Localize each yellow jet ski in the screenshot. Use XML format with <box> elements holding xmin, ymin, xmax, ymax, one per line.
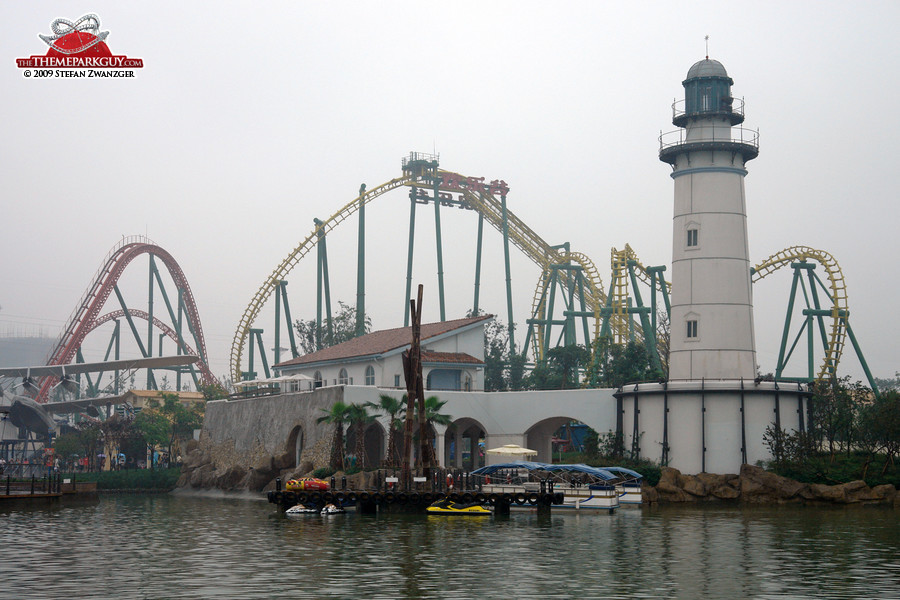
<box><xmin>426</xmin><ymin>497</ymin><xmax>492</xmax><ymax>515</ymax></box>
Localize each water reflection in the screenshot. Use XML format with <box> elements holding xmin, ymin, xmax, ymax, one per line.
<box><xmin>1</xmin><ymin>496</ymin><xmax>898</xmax><ymax>599</ymax></box>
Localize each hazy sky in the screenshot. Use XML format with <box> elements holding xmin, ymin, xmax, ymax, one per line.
<box><xmin>1</xmin><ymin>1</ymin><xmax>898</xmax><ymax>385</ymax></box>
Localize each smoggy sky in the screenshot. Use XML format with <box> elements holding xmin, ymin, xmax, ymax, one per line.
<box><xmin>1</xmin><ymin>1</ymin><xmax>898</xmax><ymax>385</ymax></box>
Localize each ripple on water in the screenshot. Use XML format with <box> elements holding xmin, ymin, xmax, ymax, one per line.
<box><xmin>2</xmin><ymin>497</ymin><xmax>900</xmax><ymax>599</ymax></box>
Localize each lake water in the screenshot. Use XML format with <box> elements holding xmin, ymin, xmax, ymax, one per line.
<box><xmin>2</xmin><ymin>493</ymin><xmax>899</xmax><ymax>599</ymax></box>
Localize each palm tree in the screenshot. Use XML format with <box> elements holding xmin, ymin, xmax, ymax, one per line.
<box><xmin>346</xmin><ymin>403</ymin><xmax>374</xmax><ymax>469</ymax></box>
<box><xmin>366</xmin><ymin>394</ymin><xmax>405</xmax><ymax>467</ymax></box>
<box><xmin>415</xmin><ymin>396</ymin><xmax>452</xmax><ymax>467</ymax></box>
<box><xmin>317</xmin><ymin>401</ymin><xmax>350</xmax><ymax>471</ymax></box>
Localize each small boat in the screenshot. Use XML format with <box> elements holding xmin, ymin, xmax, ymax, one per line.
<box><xmin>320</xmin><ymin>503</ymin><xmax>346</xmax><ymax>515</ymax></box>
<box><xmin>472</xmin><ymin>461</ymin><xmax>644</xmax><ymax>512</ymax></box>
<box><xmin>285</xmin><ymin>504</ymin><xmax>318</xmax><ymax>515</ymax></box>
<box><xmin>426</xmin><ymin>497</ymin><xmax>492</xmax><ymax>516</ymax></box>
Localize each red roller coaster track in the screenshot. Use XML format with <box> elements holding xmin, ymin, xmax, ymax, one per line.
<box><xmin>36</xmin><ymin>236</ymin><xmax>214</xmax><ymax>401</ymax></box>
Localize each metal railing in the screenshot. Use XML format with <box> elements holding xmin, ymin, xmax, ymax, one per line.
<box><xmin>671</xmin><ymin>97</ymin><xmax>744</xmax><ymax>121</ymax></box>
<box><xmin>659</xmin><ymin>126</ymin><xmax>759</xmax><ymax>152</ymax></box>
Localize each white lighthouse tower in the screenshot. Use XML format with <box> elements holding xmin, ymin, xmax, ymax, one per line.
<box><xmin>616</xmin><ymin>57</ymin><xmax>808</xmax><ymax>475</ymax></box>
<box><xmin>659</xmin><ymin>58</ymin><xmax>759</xmax><ymax>380</ymax></box>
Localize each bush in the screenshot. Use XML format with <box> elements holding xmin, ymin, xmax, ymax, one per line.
<box><xmin>69</xmin><ymin>467</ymin><xmax>181</xmax><ymax>490</ymax></box>
<box><xmin>312</xmin><ymin>467</ymin><xmax>335</xmax><ymax>479</ymax></box>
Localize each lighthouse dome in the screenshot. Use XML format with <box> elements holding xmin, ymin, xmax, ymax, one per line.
<box><xmin>686</xmin><ymin>58</ymin><xmax>729</xmax><ymax>80</ymax></box>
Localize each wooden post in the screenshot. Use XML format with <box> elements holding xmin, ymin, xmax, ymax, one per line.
<box><xmin>401</xmin><ymin>285</ymin><xmax>424</xmax><ymax>490</ymax></box>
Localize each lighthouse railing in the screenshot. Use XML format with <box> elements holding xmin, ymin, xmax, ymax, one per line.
<box><xmin>659</xmin><ymin>126</ymin><xmax>759</xmax><ymax>152</ymax></box>
<box><xmin>671</xmin><ymin>97</ymin><xmax>744</xmax><ymax>121</ymax></box>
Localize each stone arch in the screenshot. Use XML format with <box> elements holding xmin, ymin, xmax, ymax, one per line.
<box><xmin>444</xmin><ymin>417</ymin><xmax>487</xmax><ymax>470</ymax></box>
<box><xmin>525</xmin><ymin>416</ymin><xmax>582</xmax><ymax>463</ymax></box>
<box><xmin>285</xmin><ymin>424</ymin><xmax>304</xmax><ymax>468</ymax></box>
<box><xmin>346</xmin><ymin>421</ymin><xmax>385</xmax><ymax>469</ymax></box>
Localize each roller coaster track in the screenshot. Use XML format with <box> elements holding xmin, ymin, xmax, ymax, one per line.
<box><xmin>230</xmin><ymin>169</ymin><xmax>608</xmax><ymax>381</ymax></box>
<box><xmin>38</xmin><ymin>236</ymin><xmax>213</xmax><ymax>401</ymax></box>
<box><xmin>89</xmin><ymin>309</ymin><xmax>214</xmax><ymax>383</ymax></box>
<box><xmin>752</xmin><ymin>246</ymin><xmax>848</xmax><ymax>380</ymax></box>
<box><xmin>528</xmin><ymin>251</ymin><xmax>606</xmax><ymax>359</ymax></box>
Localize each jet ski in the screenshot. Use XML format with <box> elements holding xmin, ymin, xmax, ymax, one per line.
<box><xmin>320</xmin><ymin>503</ymin><xmax>346</xmax><ymax>515</ymax></box>
<box><xmin>425</xmin><ymin>497</ymin><xmax>492</xmax><ymax>515</ymax></box>
<box><xmin>285</xmin><ymin>504</ymin><xmax>319</xmax><ymax>515</ymax></box>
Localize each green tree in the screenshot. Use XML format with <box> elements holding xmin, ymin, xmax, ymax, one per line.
<box><xmin>809</xmin><ymin>377</ymin><xmax>862</xmax><ymax>459</ymax></box>
<box><xmin>468</xmin><ymin>309</ymin><xmax>524</xmax><ymax>391</ymax></box>
<box><xmin>317</xmin><ymin>401</ymin><xmax>350</xmax><ymax>471</ymax></box>
<box><xmin>293</xmin><ymin>301</ymin><xmax>371</xmax><ymax>355</ymax></box>
<box><xmin>527</xmin><ymin>344</ymin><xmax>591</xmax><ymax>390</ymax></box>
<box><xmin>366</xmin><ymin>394</ymin><xmax>405</xmax><ymax>467</ymax></box>
<box><xmin>589</xmin><ymin>338</ymin><xmax>657</xmax><ymax>388</ymax></box>
<box><xmin>144</xmin><ymin>392</ymin><xmax>205</xmax><ymax>461</ymax></box>
<box><xmin>198</xmin><ymin>381</ymin><xmax>229</xmax><ymax>402</ymax></box>
<box><xmin>414</xmin><ymin>396</ymin><xmax>452</xmax><ymax>467</ymax></box>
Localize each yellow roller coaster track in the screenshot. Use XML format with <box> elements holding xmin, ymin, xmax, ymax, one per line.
<box><xmin>230</xmin><ymin>168</ymin><xmax>608</xmax><ymax>382</ymax></box>
<box><xmin>752</xmin><ymin>246</ymin><xmax>848</xmax><ymax>380</ymax></box>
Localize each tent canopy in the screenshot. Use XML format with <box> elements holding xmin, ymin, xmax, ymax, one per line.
<box><xmin>471</xmin><ymin>461</ymin><xmax>642</xmax><ymax>482</ymax></box>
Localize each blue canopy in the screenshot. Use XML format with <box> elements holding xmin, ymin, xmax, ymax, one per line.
<box><xmin>470</xmin><ymin>461</ymin><xmax>620</xmax><ymax>481</ymax></box>
<box><xmin>602</xmin><ymin>466</ymin><xmax>643</xmax><ymax>480</ymax></box>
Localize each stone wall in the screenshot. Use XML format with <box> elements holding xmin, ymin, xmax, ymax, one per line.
<box><xmin>644</xmin><ymin>464</ymin><xmax>899</xmax><ymax>507</ymax></box>
<box><xmin>177</xmin><ymin>387</ymin><xmax>346</xmax><ymax>492</ymax></box>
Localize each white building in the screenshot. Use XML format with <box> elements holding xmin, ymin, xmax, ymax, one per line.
<box><xmin>619</xmin><ymin>57</ymin><xmax>808</xmax><ymax>474</ymax></box>
<box><xmin>273</xmin><ymin>315</ymin><xmax>489</xmax><ymax>392</ymax></box>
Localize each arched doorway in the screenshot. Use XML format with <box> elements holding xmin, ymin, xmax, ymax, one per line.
<box><xmin>525</xmin><ymin>417</ymin><xmax>587</xmax><ymax>463</ymax></box>
<box><xmin>444</xmin><ymin>418</ymin><xmax>486</xmax><ymax>470</ymax></box>
<box><xmin>286</xmin><ymin>425</ymin><xmax>304</xmax><ymax>467</ymax></box>
<box><xmin>346</xmin><ymin>422</ymin><xmax>385</xmax><ymax>469</ymax></box>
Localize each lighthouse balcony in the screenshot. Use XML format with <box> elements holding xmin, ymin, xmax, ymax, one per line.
<box><xmin>672</xmin><ymin>98</ymin><xmax>745</xmax><ymax>127</ymax></box>
<box><xmin>659</xmin><ymin>127</ymin><xmax>759</xmax><ymax>165</ymax></box>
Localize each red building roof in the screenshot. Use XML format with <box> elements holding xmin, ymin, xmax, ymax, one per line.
<box><xmin>274</xmin><ymin>315</ymin><xmax>491</xmax><ymax>368</ymax></box>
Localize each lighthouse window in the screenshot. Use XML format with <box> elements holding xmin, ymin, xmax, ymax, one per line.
<box><xmin>701</xmin><ymin>86</ymin><xmax>712</xmax><ymax>112</ymax></box>
<box><xmin>687</xmin><ymin>320</ymin><xmax>698</xmax><ymax>338</ymax></box>
<box><xmin>687</xmin><ymin>229</ymin><xmax>699</xmax><ymax>247</ymax></box>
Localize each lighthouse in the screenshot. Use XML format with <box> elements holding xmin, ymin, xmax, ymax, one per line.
<box><xmin>659</xmin><ymin>58</ymin><xmax>760</xmax><ymax>381</ymax></box>
<box><xmin>616</xmin><ymin>57</ymin><xmax>807</xmax><ymax>475</ymax></box>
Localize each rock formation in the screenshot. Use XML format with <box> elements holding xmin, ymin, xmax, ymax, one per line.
<box><xmin>644</xmin><ymin>465</ymin><xmax>898</xmax><ymax>507</ymax></box>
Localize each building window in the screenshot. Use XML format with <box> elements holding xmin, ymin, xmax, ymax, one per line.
<box><xmin>686</xmin><ymin>320</ymin><xmax>698</xmax><ymax>339</ymax></box>
<box><xmin>339</xmin><ymin>368</ymin><xmax>349</xmax><ymax>385</ymax></box>
<box><xmin>687</xmin><ymin>229</ymin><xmax>698</xmax><ymax>247</ymax></box>
<box><xmin>365</xmin><ymin>366</ymin><xmax>375</xmax><ymax>386</ymax></box>
<box><xmin>394</xmin><ymin>374</ymin><xmax>401</xmax><ymax>387</ymax></box>
<box><xmin>313</xmin><ymin>371</ymin><xmax>323</xmax><ymax>388</ymax></box>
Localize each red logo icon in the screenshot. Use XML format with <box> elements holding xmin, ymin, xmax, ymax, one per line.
<box><xmin>17</xmin><ymin>14</ymin><xmax>143</xmax><ymax>70</ymax></box>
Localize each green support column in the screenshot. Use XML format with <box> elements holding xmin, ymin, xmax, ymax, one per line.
<box><xmin>113</xmin><ymin>320</ymin><xmax>120</xmax><ymax>395</ymax></box>
<box><xmin>807</xmin><ymin>314</ymin><xmax>814</xmax><ymax>381</ymax></box>
<box><xmin>543</xmin><ymin>268</ymin><xmax>559</xmax><ymax>358</ymax></box>
<box><xmin>404</xmin><ymin>188</ymin><xmax>418</xmax><ymax>327</ymax></box>
<box><xmin>501</xmin><ymin>194</ymin><xmax>516</xmax><ymax>355</ymax></box>
<box><xmin>775</xmin><ymin>268</ymin><xmax>802</xmax><ymax>379</ymax></box>
<box><xmin>472</xmin><ymin>212</ymin><xmax>484</xmax><ymax>315</ymax></box>
<box><xmin>627</xmin><ymin>261</ymin><xmax>662</xmax><ymax>373</ymax></box>
<box><xmin>274</xmin><ymin>281</ymin><xmax>282</xmax><ymax>366</ymax></box>
<box><xmin>280</xmin><ymin>282</ymin><xmax>298</xmax><ymax>358</ymax></box>
<box><xmin>176</xmin><ymin>289</ymin><xmax>183</xmax><ymax>391</ymax></box>
<box><xmin>147</xmin><ymin>255</ymin><xmax>155</xmax><ymax>389</ymax></box>
<box><xmin>356</xmin><ymin>184</ymin><xmax>367</xmax><ymax>336</ymax></box>
<box><xmin>314</xmin><ymin>218</ymin><xmax>333</xmax><ymax>350</ymax></box>
<box><xmin>433</xmin><ymin>177</ymin><xmax>446</xmax><ymax>321</ymax></box>
<box><xmin>564</xmin><ymin>267</ymin><xmax>576</xmax><ymax>347</ymax></box>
